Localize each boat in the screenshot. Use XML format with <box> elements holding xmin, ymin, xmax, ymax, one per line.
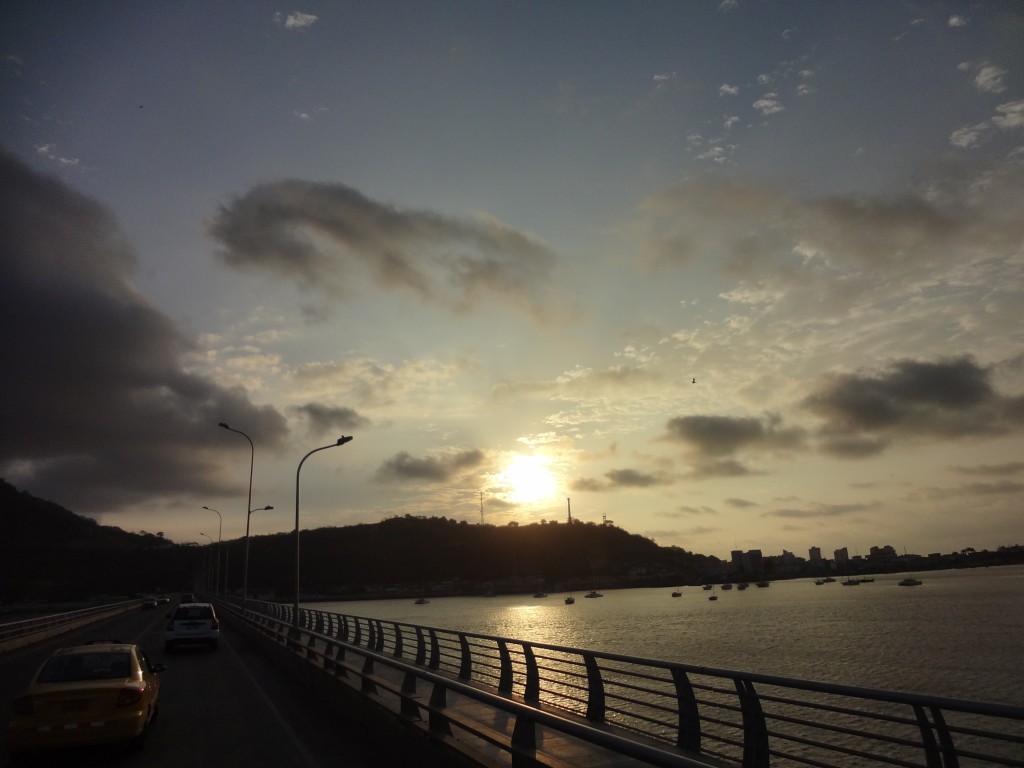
<box><xmin>564</xmin><ymin>594</ymin><xmax>575</xmax><ymax>604</ymax></box>
<box><xmin>721</xmin><ymin>583</ymin><xmax>733</xmax><ymax>591</ymax></box>
<box><xmin>671</xmin><ymin>588</ymin><xmax>682</xmax><ymax>597</ymax></box>
<box><xmin>584</xmin><ymin>590</ymin><xmax>603</xmax><ymax>598</ymax></box>
<box><xmin>533</xmin><ymin>591</ymin><xmax>548</xmax><ymax>598</ymax></box>
<box><xmin>702</xmin><ymin>584</ymin><xmax>713</xmax><ymax>591</ymax></box>
<box><xmin>707</xmin><ymin>587</ymin><xmax>718</xmax><ymax>601</ymax></box>
<box><xmin>898</xmin><ymin>576</ymin><xmax>922</xmax><ymax>587</ymax></box>
<box><xmin>814</xmin><ymin>578</ymin><xmax>825</xmax><ymax>585</ymax></box>
<box><xmin>756</xmin><ymin>581</ymin><xmax>770</xmax><ymax>588</ymax></box>
<box><xmin>737</xmin><ymin>582</ymin><xmax>748</xmax><ymax>590</ymax></box>
<box><xmin>860</xmin><ymin>576</ymin><xmax>874</xmax><ymax>583</ymax></box>
<box><xmin>822</xmin><ymin>576</ymin><xmax>836</xmax><ymax>583</ymax></box>
<box><xmin>414</xmin><ymin>597</ymin><xmax>430</xmax><ymax>604</ymax></box>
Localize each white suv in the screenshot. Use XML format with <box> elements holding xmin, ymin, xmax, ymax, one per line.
<box><xmin>165</xmin><ymin>603</ymin><xmax>220</xmax><ymax>652</ymax></box>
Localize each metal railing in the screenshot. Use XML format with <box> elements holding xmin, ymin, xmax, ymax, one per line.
<box><xmin>0</xmin><ymin>599</ymin><xmax>142</xmax><ymax>653</ymax></box>
<box><xmin>234</xmin><ymin>600</ymin><xmax>1024</xmax><ymax>768</ymax></box>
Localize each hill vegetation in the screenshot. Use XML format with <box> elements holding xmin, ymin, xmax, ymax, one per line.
<box><xmin>1</xmin><ymin>480</ymin><xmax>717</xmax><ymax>602</ymax></box>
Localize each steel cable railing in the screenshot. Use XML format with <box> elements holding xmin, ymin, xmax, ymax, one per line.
<box><xmin>231</xmin><ymin>599</ymin><xmax>1024</xmax><ymax>768</ymax></box>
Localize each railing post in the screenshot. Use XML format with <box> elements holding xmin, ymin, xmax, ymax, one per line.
<box><xmin>338</xmin><ymin>615</ymin><xmax>349</xmax><ymax>642</ymax></box>
<box><xmin>735</xmin><ymin>678</ymin><xmax>769</xmax><ymax>768</ymax></box>
<box><xmin>353</xmin><ymin>617</ymin><xmax>362</xmax><ymax>647</ymax></box>
<box><xmin>583</xmin><ymin>652</ymin><xmax>605</xmax><ymax>721</ymax></box>
<box><xmin>459</xmin><ymin>633</ymin><xmax>472</xmax><ymax>680</ymax></box>
<box><xmin>415</xmin><ymin>626</ymin><xmax>427</xmax><ymax>665</ymax></box>
<box><xmin>392</xmin><ymin>622</ymin><xmax>403</xmax><ymax>658</ymax></box>
<box><xmin>511</xmin><ymin>713</ymin><xmax>538</xmax><ymax>767</ymax></box>
<box><xmin>367</xmin><ymin>619</ymin><xmax>376</xmax><ymax>650</ymax></box>
<box><xmin>428</xmin><ymin>628</ymin><xmax>441</xmax><ymax>669</ymax></box>
<box><xmin>361</xmin><ymin>654</ymin><xmax>377</xmax><ymax>695</ymax></box>
<box><xmin>400</xmin><ymin>671</ymin><xmax>420</xmax><ymax>719</ymax></box>
<box><xmin>373</xmin><ymin>619</ymin><xmax>385</xmax><ymax>652</ymax></box>
<box><xmin>498</xmin><ymin>640</ymin><xmax>513</xmax><ymax>694</ymax></box>
<box><xmin>672</xmin><ymin>667</ymin><xmax>702</xmax><ymax>752</ymax></box>
<box><xmin>428</xmin><ymin>682</ymin><xmax>452</xmax><ymax>736</ymax></box>
<box><xmin>523</xmin><ymin>644</ymin><xmax>540</xmax><ymax>702</ymax></box>
<box><xmin>913</xmin><ymin>704</ymin><xmax>954</xmax><ymax>768</ymax></box>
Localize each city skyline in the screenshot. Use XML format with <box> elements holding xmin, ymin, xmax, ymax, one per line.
<box><xmin>2</xmin><ymin>1</ymin><xmax>1023</xmax><ymax>560</ymax></box>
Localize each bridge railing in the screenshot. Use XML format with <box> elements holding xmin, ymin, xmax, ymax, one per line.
<box><xmin>237</xmin><ymin>599</ymin><xmax>1024</xmax><ymax>768</ymax></box>
<box><xmin>0</xmin><ymin>600</ymin><xmax>141</xmax><ymax>653</ymax></box>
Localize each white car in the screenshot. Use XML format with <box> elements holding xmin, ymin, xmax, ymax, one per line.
<box><xmin>164</xmin><ymin>603</ymin><xmax>219</xmax><ymax>652</ymax></box>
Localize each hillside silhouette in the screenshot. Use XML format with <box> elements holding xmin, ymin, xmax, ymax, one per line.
<box><xmin>1</xmin><ymin>480</ymin><xmax>719</xmax><ymax>602</ymax></box>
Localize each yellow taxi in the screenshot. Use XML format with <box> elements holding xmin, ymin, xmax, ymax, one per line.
<box><xmin>7</xmin><ymin>641</ymin><xmax>164</xmax><ymax>755</ymax></box>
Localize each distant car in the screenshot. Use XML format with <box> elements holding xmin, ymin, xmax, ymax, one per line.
<box><xmin>140</xmin><ymin>596</ymin><xmax>158</xmax><ymax>610</ymax></box>
<box><xmin>165</xmin><ymin>602</ymin><xmax>219</xmax><ymax>651</ymax></box>
<box><xmin>155</xmin><ymin>594</ymin><xmax>170</xmax><ymax>605</ymax></box>
<box><xmin>6</xmin><ymin>642</ymin><xmax>164</xmax><ymax>756</ymax></box>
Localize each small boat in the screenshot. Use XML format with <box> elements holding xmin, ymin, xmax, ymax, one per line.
<box><xmin>721</xmin><ymin>583</ymin><xmax>733</xmax><ymax>591</ymax></box>
<box><xmin>564</xmin><ymin>594</ymin><xmax>575</xmax><ymax>604</ymax></box>
<box><xmin>898</xmin><ymin>576</ymin><xmax>922</xmax><ymax>587</ymax></box>
<box><xmin>533</xmin><ymin>591</ymin><xmax>548</xmax><ymax>598</ymax></box>
<box><xmin>702</xmin><ymin>584</ymin><xmax>713</xmax><ymax>591</ymax></box>
<box><xmin>414</xmin><ymin>597</ymin><xmax>430</xmax><ymax>604</ymax></box>
<box><xmin>842</xmin><ymin>577</ymin><xmax>860</xmax><ymax>586</ymax></box>
<box><xmin>737</xmin><ymin>582</ymin><xmax>748</xmax><ymax>590</ymax></box>
<box><xmin>584</xmin><ymin>590</ymin><xmax>603</xmax><ymax>598</ymax></box>
<box><xmin>756</xmin><ymin>581</ymin><xmax>770</xmax><ymax>588</ymax></box>
<box><xmin>814</xmin><ymin>578</ymin><xmax>825</xmax><ymax>585</ymax></box>
<box><xmin>860</xmin><ymin>577</ymin><xmax>874</xmax><ymax>583</ymax></box>
<box><xmin>822</xmin><ymin>576</ymin><xmax>836</xmax><ymax>583</ymax></box>
<box><xmin>671</xmin><ymin>589</ymin><xmax>682</xmax><ymax>597</ymax></box>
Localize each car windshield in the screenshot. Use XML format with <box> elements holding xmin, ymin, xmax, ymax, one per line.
<box><xmin>38</xmin><ymin>651</ymin><xmax>132</xmax><ymax>682</ymax></box>
<box><xmin>173</xmin><ymin>606</ymin><xmax>212</xmax><ymax>620</ymax></box>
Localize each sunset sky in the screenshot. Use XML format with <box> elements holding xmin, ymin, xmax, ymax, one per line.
<box><xmin>2</xmin><ymin>1</ymin><xmax>1023</xmax><ymax>561</ymax></box>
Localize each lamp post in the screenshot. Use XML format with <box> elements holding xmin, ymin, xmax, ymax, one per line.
<box><xmin>199</xmin><ymin>532</ymin><xmax>213</xmax><ymax>594</ymax></box>
<box><xmin>218</xmin><ymin>423</ymin><xmax>254</xmax><ymax>607</ymax></box>
<box><xmin>244</xmin><ymin>505</ymin><xmax>273</xmax><ymax>601</ymax></box>
<box><xmin>202</xmin><ymin>506</ymin><xmax>222</xmax><ymax>597</ymax></box>
<box><xmin>293</xmin><ymin>436</ymin><xmax>353</xmax><ymax>633</ymax></box>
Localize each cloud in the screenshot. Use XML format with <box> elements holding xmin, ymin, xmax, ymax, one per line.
<box><xmin>803</xmin><ymin>357</ymin><xmax>1024</xmax><ymax>453</ymax></box>
<box><xmin>292</xmin><ymin>403</ymin><xmax>370</xmax><ymax>436</ymax></box>
<box><xmin>375</xmin><ymin>449</ymin><xmax>485</xmax><ymax>483</ymax></box>
<box><xmin>35</xmin><ymin>143</ymin><xmax>79</xmax><ymax>166</ymax></box>
<box><xmin>974</xmin><ymin>64</ymin><xmax>1008</xmax><ymax>94</ymax></box>
<box><xmin>719</xmin><ymin>84</ymin><xmax>739</xmax><ymax>97</ymax></box>
<box><xmin>274</xmin><ymin>11</ymin><xmax>318</xmax><ymax>30</ymax></box>
<box><xmin>950</xmin><ymin>462</ymin><xmax>1024</xmax><ymax>477</ymax></box>
<box><xmin>207</xmin><ymin>180</ymin><xmax>557</xmax><ymax>320</ymax></box>
<box><xmin>950</xmin><ymin>100</ymin><xmax>1024</xmax><ymax>147</ymax></box>
<box><xmin>0</xmin><ymin>150</ymin><xmax>288</xmax><ymax>513</ymax></box>
<box><xmin>947</xmin><ymin>15</ymin><xmax>969</xmax><ymax>28</ymax></box>
<box><xmin>764</xmin><ymin>502</ymin><xmax>873</xmax><ymax>518</ymax></box>
<box><xmin>752</xmin><ymin>94</ymin><xmax>784</xmax><ymax>115</ymax></box>
<box><xmin>572</xmin><ymin>467</ymin><xmax>674</xmax><ymax>492</ymax></box>
<box><xmin>663</xmin><ymin>414</ymin><xmax>806</xmax><ymax>458</ymax></box>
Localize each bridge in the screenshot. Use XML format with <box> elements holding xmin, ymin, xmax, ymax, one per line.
<box><xmin>1</xmin><ymin>599</ymin><xmax>1022</xmax><ymax>768</ymax></box>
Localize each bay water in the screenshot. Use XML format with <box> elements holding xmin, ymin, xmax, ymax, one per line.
<box><xmin>310</xmin><ymin>564</ymin><xmax>1024</xmax><ymax>706</ymax></box>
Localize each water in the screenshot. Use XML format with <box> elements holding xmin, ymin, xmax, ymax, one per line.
<box><xmin>309</xmin><ymin>565</ymin><xmax>1024</xmax><ymax>706</ymax></box>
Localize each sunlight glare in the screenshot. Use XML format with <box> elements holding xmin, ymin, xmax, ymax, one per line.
<box><xmin>499</xmin><ymin>455</ymin><xmax>557</xmax><ymax>504</ymax></box>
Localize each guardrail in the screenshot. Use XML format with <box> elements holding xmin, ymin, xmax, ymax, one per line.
<box><xmin>0</xmin><ymin>600</ymin><xmax>142</xmax><ymax>653</ymax></box>
<box><xmin>230</xmin><ymin>600</ymin><xmax>1023</xmax><ymax>768</ymax></box>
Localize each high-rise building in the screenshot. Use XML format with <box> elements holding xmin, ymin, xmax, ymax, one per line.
<box><xmin>809</xmin><ymin>546</ymin><xmax>822</xmax><ymax>563</ymax></box>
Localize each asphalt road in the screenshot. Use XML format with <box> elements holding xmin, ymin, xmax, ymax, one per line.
<box><xmin>0</xmin><ymin>606</ymin><xmax>376</xmax><ymax>767</ymax></box>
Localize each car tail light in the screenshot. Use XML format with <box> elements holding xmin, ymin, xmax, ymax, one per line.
<box><xmin>12</xmin><ymin>695</ymin><xmax>33</xmax><ymax>715</ymax></box>
<box><xmin>116</xmin><ymin>686</ymin><xmax>144</xmax><ymax>707</ymax></box>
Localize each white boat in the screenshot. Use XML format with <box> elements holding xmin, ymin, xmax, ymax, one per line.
<box><xmin>584</xmin><ymin>590</ymin><xmax>603</xmax><ymax>598</ymax></box>
<box><xmin>898</xmin><ymin>576</ymin><xmax>922</xmax><ymax>587</ymax></box>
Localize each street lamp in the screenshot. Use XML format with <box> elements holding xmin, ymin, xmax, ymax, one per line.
<box><xmin>218</xmin><ymin>422</ymin><xmax>254</xmax><ymax>607</ymax></box>
<box><xmin>199</xmin><ymin>532</ymin><xmax>213</xmax><ymax>594</ymax></box>
<box><xmin>293</xmin><ymin>436</ymin><xmax>353</xmax><ymax>633</ymax></box>
<box><xmin>243</xmin><ymin>505</ymin><xmax>273</xmax><ymax>601</ymax></box>
<box><xmin>202</xmin><ymin>506</ymin><xmax>222</xmax><ymax>596</ymax></box>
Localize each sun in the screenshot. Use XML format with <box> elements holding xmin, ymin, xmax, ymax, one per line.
<box><xmin>499</xmin><ymin>455</ymin><xmax>558</xmax><ymax>504</ymax></box>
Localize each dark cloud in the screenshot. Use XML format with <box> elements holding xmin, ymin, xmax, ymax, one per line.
<box><xmin>375</xmin><ymin>449</ymin><xmax>484</xmax><ymax>483</ymax></box>
<box><xmin>0</xmin><ymin>150</ymin><xmax>288</xmax><ymax>513</ymax></box>
<box><xmin>570</xmin><ymin>467</ymin><xmax>673</xmax><ymax>492</ymax></box>
<box><xmin>207</xmin><ymin>179</ymin><xmax>556</xmax><ymax>319</ymax></box>
<box><xmin>950</xmin><ymin>462</ymin><xmax>1024</xmax><ymax>477</ymax></box>
<box><xmin>764</xmin><ymin>503</ymin><xmax>873</xmax><ymax>519</ymax></box>
<box><xmin>724</xmin><ymin>498</ymin><xmax>757</xmax><ymax>508</ymax></box>
<box><xmin>663</xmin><ymin>414</ymin><xmax>806</xmax><ymax>457</ymax></box>
<box><xmin>293</xmin><ymin>403</ymin><xmax>370</xmax><ymax>436</ymax></box>
<box><xmin>804</xmin><ymin>357</ymin><xmax>1024</xmax><ymax>449</ymax></box>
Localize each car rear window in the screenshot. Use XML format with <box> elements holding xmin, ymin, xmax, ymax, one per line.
<box><xmin>38</xmin><ymin>651</ymin><xmax>133</xmax><ymax>682</ymax></box>
<box><xmin>173</xmin><ymin>606</ymin><xmax>213</xmax><ymax>620</ymax></box>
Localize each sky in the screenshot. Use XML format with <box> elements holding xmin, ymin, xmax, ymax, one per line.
<box><xmin>2</xmin><ymin>1</ymin><xmax>1023</xmax><ymax>561</ymax></box>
